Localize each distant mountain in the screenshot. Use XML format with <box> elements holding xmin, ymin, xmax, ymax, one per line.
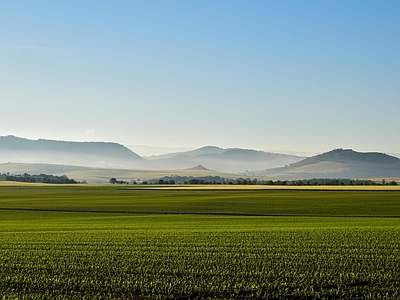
<box><xmin>182</xmin><ymin>146</ymin><xmax>226</xmax><ymax>156</ymax></box>
<box><xmin>259</xmin><ymin>149</ymin><xmax>400</xmax><ymax>179</ymax></box>
<box><xmin>0</xmin><ymin>135</ymin><xmax>151</xmax><ymax>169</ymax></box>
<box><xmin>186</xmin><ymin>165</ymin><xmax>211</xmax><ymax>171</ymax></box>
<box><xmin>290</xmin><ymin>148</ymin><xmax>399</xmax><ymax>167</ymax></box>
<box><xmin>147</xmin><ymin>146</ymin><xmax>303</xmax><ymax>173</ymax></box>
<box><xmin>146</xmin><ymin>146</ymin><xmax>225</xmax><ymax>159</ymax></box>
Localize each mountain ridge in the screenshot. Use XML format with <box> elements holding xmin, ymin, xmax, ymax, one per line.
<box><xmin>258</xmin><ymin>149</ymin><xmax>400</xmax><ymax>179</ymax></box>
<box><xmin>0</xmin><ymin>135</ymin><xmax>149</xmax><ymax>169</ymax></box>
<box><xmin>146</xmin><ymin>146</ymin><xmax>225</xmax><ymax>159</ymax></box>
<box><xmin>290</xmin><ymin>149</ymin><xmax>399</xmax><ymax>168</ymax></box>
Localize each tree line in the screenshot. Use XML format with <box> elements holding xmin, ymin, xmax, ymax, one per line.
<box><xmin>109</xmin><ymin>176</ymin><xmax>398</xmax><ymax>186</ymax></box>
<box><xmin>1</xmin><ymin>173</ymin><xmax>83</xmax><ymax>184</ymax></box>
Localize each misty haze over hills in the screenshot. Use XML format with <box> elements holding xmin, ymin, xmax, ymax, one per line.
<box><xmin>147</xmin><ymin>146</ymin><xmax>303</xmax><ymax>173</ymax></box>
<box><xmin>0</xmin><ymin>136</ymin><xmax>399</xmax><ymax>182</ymax></box>
<box><xmin>0</xmin><ymin>136</ymin><xmax>302</xmax><ymax>173</ymax></box>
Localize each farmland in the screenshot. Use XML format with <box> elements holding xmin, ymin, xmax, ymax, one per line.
<box><xmin>0</xmin><ymin>185</ymin><xmax>400</xmax><ymax>299</ymax></box>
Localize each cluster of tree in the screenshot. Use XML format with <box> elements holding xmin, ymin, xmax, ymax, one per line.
<box><xmin>146</xmin><ymin>175</ymin><xmax>231</xmax><ymax>185</ymax></box>
<box><xmin>0</xmin><ymin>173</ymin><xmax>82</xmax><ymax>184</ymax></box>
<box><xmin>136</xmin><ymin>176</ymin><xmax>398</xmax><ymax>186</ymax></box>
<box><xmin>270</xmin><ymin>178</ymin><xmax>398</xmax><ymax>186</ymax></box>
<box><xmin>109</xmin><ymin>178</ymin><xmax>136</xmax><ymax>184</ymax></box>
<box><xmin>156</xmin><ymin>179</ymin><xmax>175</xmax><ymax>184</ymax></box>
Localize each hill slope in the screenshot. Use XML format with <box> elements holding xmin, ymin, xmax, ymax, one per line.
<box><xmin>258</xmin><ymin>149</ymin><xmax>400</xmax><ymax>179</ymax></box>
<box><xmin>146</xmin><ymin>146</ymin><xmax>225</xmax><ymax>159</ymax></box>
<box><xmin>0</xmin><ymin>136</ymin><xmax>150</xmax><ymax>169</ymax></box>
<box><xmin>147</xmin><ymin>147</ymin><xmax>303</xmax><ymax>173</ymax></box>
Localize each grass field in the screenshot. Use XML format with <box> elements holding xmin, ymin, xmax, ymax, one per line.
<box><xmin>0</xmin><ymin>185</ymin><xmax>399</xmax><ymax>299</ymax></box>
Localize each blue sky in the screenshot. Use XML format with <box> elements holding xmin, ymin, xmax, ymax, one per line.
<box><xmin>1</xmin><ymin>1</ymin><xmax>399</xmax><ymax>156</ymax></box>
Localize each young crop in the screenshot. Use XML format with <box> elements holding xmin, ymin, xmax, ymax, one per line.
<box><xmin>0</xmin><ymin>187</ymin><xmax>399</xmax><ymax>299</ymax></box>
<box><xmin>1</xmin><ymin>216</ymin><xmax>399</xmax><ymax>299</ymax></box>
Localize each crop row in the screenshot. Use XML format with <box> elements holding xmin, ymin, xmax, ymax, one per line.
<box><xmin>1</xmin><ymin>227</ymin><xmax>399</xmax><ymax>299</ymax></box>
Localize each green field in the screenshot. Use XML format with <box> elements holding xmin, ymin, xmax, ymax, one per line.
<box><xmin>1</xmin><ymin>186</ymin><xmax>400</xmax><ymax>299</ymax></box>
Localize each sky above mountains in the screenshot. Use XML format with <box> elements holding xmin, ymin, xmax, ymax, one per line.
<box><xmin>1</xmin><ymin>1</ymin><xmax>399</xmax><ymax>156</ymax></box>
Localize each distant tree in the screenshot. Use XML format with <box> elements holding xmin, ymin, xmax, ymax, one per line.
<box><xmin>109</xmin><ymin>178</ymin><xmax>117</xmax><ymax>184</ymax></box>
<box><xmin>4</xmin><ymin>173</ymin><xmax>78</xmax><ymax>184</ymax></box>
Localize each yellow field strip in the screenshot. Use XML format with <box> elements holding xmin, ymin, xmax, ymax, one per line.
<box><xmin>129</xmin><ymin>185</ymin><xmax>400</xmax><ymax>191</ymax></box>
<box><xmin>0</xmin><ymin>181</ymin><xmax>399</xmax><ymax>191</ymax></box>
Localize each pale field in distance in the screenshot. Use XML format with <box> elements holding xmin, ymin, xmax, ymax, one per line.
<box><xmin>1</xmin><ymin>163</ymin><xmax>399</xmax><ymax>186</ymax></box>
<box><xmin>1</xmin><ymin>181</ymin><xmax>398</xmax><ymax>191</ymax></box>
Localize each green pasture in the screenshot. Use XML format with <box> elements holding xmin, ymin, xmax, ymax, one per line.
<box><xmin>0</xmin><ymin>185</ymin><xmax>399</xmax><ymax>216</ymax></box>
<box><xmin>0</xmin><ymin>186</ymin><xmax>400</xmax><ymax>299</ymax></box>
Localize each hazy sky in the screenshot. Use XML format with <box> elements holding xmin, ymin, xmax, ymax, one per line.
<box><xmin>1</xmin><ymin>1</ymin><xmax>399</xmax><ymax>156</ymax></box>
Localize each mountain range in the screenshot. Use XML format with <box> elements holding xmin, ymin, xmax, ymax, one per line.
<box><xmin>0</xmin><ymin>136</ymin><xmax>399</xmax><ymax>182</ymax></box>
<box><xmin>0</xmin><ymin>136</ymin><xmax>302</xmax><ymax>173</ymax></box>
